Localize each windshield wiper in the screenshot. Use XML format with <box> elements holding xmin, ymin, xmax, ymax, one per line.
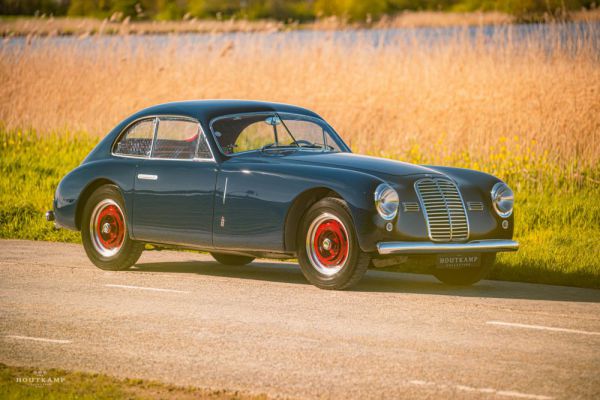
<box><xmin>260</xmin><ymin>143</ymin><xmax>297</xmax><ymax>152</ymax></box>
<box><xmin>261</xmin><ymin>143</ymin><xmax>276</xmax><ymax>151</ymax></box>
<box><xmin>296</xmin><ymin>142</ymin><xmax>334</xmax><ymax>151</ymax></box>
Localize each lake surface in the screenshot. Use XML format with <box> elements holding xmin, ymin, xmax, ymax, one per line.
<box><xmin>3</xmin><ymin>21</ymin><xmax>599</xmax><ymax>55</ymax></box>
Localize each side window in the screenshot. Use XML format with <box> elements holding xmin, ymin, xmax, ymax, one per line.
<box><xmin>114</xmin><ymin>119</ymin><xmax>155</xmax><ymax>157</ymax></box>
<box><xmin>152</xmin><ymin>119</ymin><xmax>201</xmax><ymax>160</ymax></box>
<box><xmin>196</xmin><ymin>133</ymin><xmax>212</xmax><ymax>160</ymax></box>
<box><xmin>279</xmin><ymin>118</ymin><xmax>342</xmax><ymax>152</ymax></box>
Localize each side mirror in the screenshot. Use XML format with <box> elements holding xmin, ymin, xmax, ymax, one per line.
<box><xmin>265</xmin><ymin>116</ymin><xmax>281</xmax><ymax>126</ymax></box>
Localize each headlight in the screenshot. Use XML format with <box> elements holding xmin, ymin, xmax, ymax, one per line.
<box><xmin>491</xmin><ymin>182</ymin><xmax>514</xmax><ymax>218</ymax></box>
<box><xmin>374</xmin><ymin>183</ymin><xmax>399</xmax><ymax>220</ymax></box>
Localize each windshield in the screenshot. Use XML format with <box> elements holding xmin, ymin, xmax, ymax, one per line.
<box><xmin>210</xmin><ymin>112</ymin><xmax>346</xmax><ymax>155</ymax></box>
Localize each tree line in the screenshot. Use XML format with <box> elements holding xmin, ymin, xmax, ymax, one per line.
<box><xmin>1</xmin><ymin>0</ymin><xmax>595</xmax><ymax>21</ymax></box>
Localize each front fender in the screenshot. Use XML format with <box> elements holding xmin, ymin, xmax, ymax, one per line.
<box><xmin>269</xmin><ymin>164</ymin><xmax>395</xmax><ymax>253</ymax></box>
<box><xmin>284</xmin><ymin>167</ymin><xmax>391</xmax><ymax>252</ymax></box>
<box><xmin>214</xmin><ymin>158</ymin><xmax>393</xmax><ymax>253</ymax></box>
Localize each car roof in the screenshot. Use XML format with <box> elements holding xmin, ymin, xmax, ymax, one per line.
<box><xmin>85</xmin><ymin>100</ymin><xmax>338</xmax><ymax>163</ymax></box>
<box><xmin>128</xmin><ymin>100</ymin><xmax>321</xmax><ymax>125</ymax></box>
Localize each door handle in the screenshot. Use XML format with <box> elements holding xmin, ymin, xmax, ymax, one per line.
<box><xmin>137</xmin><ymin>174</ymin><xmax>158</xmax><ymax>181</ymax></box>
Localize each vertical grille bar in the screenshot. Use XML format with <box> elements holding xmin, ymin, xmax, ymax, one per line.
<box><xmin>415</xmin><ymin>178</ymin><xmax>469</xmax><ymax>242</ymax></box>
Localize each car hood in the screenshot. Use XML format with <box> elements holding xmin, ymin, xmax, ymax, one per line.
<box><xmin>283</xmin><ymin>152</ymin><xmax>442</xmax><ymax>179</ymax></box>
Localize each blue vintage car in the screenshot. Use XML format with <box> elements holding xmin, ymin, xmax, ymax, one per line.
<box><xmin>48</xmin><ymin>100</ymin><xmax>518</xmax><ymax>289</ymax></box>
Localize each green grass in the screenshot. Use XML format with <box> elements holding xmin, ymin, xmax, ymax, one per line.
<box><xmin>0</xmin><ymin>129</ymin><xmax>95</xmax><ymax>242</ymax></box>
<box><xmin>0</xmin><ymin>363</ymin><xmax>267</xmax><ymax>399</ymax></box>
<box><xmin>1</xmin><ymin>128</ymin><xmax>598</xmax><ymax>288</ymax></box>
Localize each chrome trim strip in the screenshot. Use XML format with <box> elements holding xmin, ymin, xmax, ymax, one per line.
<box><xmin>222</xmin><ymin>177</ymin><xmax>228</xmax><ymax>204</ymax></box>
<box><xmin>377</xmin><ymin>239</ymin><xmax>519</xmax><ymax>255</ymax></box>
<box><xmin>402</xmin><ymin>202</ymin><xmax>420</xmax><ymax>212</ymax></box>
<box><xmin>467</xmin><ymin>201</ymin><xmax>484</xmax><ymax>211</ymax></box>
<box><xmin>137</xmin><ymin>174</ymin><xmax>158</xmax><ymax>181</ymax></box>
<box><xmin>111</xmin><ymin>115</ymin><xmax>217</xmax><ymax>163</ymax></box>
<box><xmin>149</xmin><ymin>117</ymin><xmax>158</xmax><ymax>158</ymax></box>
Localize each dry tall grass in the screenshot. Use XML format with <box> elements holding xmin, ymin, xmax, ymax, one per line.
<box><xmin>1</xmin><ymin>23</ymin><xmax>599</xmax><ymax>186</ymax></box>
<box><xmin>1</xmin><ymin>23</ymin><xmax>599</xmax><ymax>286</ymax></box>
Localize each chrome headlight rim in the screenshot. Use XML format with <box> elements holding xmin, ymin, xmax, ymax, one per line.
<box><xmin>374</xmin><ymin>183</ymin><xmax>399</xmax><ymax>221</ymax></box>
<box><xmin>491</xmin><ymin>182</ymin><xmax>514</xmax><ymax>218</ymax></box>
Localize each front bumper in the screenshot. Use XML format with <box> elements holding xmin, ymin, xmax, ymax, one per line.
<box><xmin>376</xmin><ymin>239</ymin><xmax>519</xmax><ymax>255</ymax></box>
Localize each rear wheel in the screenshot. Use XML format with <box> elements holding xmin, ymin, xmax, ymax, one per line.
<box><xmin>81</xmin><ymin>185</ymin><xmax>143</xmax><ymax>271</ymax></box>
<box><xmin>297</xmin><ymin>197</ymin><xmax>370</xmax><ymax>290</ymax></box>
<box><xmin>433</xmin><ymin>253</ymin><xmax>496</xmax><ymax>286</ymax></box>
<box><xmin>211</xmin><ymin>253</ymin><xmax>255</xmax><ymax>266</ymax></box>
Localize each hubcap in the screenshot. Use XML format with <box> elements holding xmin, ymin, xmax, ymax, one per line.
<box><xmin>90</xmin><ymin>199</ymin><xmax>125</xmax><ymax>257</ymax></box>
<box><xmin>306</xmin><ymin>213</ymin><xmax>350</xmax><ymax>276</ymax></box>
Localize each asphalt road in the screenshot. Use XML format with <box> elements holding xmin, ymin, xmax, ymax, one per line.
<box><xmin>1</xmin><ymin>239</ymin><xmax>599</xmax><ymax>399</ymax></box>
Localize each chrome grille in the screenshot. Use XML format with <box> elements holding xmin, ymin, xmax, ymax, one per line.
<box><xmin>415</xmin><ymin>178</ymin><xmax>469</xmax><ymax>242</ymax></box>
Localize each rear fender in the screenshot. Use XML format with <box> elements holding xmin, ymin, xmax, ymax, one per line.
<box><xmin>54</xmin><ymin>159</ymin><xmax>136</xmax><ymax>232</ymax></box>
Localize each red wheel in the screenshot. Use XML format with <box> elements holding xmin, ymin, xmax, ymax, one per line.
<box><xmin>307</xmin><ymin>213</ymin><xmax>349</xmax><ymax>275</ymax></box>
<box><xmin>90</xmin><ymin>199</ymin><xmax>126</xmax><ymax>257</ymax></box>
<box><xmin>297</xmin><ymin>197</ymin><xmax>371</xmax><ymax>290</ymax></box>
<box><xmin>81</xmin><ymin>185</ymin><xmax>143</xmax><ymax>271</ymax></box>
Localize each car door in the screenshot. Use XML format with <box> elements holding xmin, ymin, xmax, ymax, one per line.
<box><xmin>212</xmin><ymin>159</ymin><xmax>289</xmax><ymax>252</ymax></box>
<box><xmin>132</xmin><ymin>117</ymin><xmax>217</xmax><ymax>247</ymax></box>
<box><xmin>210</xmin><ymin>112</ymin><xmax>302</xmax><ymax>252</ymax></box>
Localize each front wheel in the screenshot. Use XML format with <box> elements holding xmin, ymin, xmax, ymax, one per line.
<box><xmin>297</xmin><ymin>197</ymin><xmax>370</xmax><ymax>290</ymax></box>
<box><xmin>433</xmin><ymin>253</ymin><xmax>496</xmax><ymax>286</ymax></box>
<box><xmin>81</xmin><ymin>185</ymin><xmax>144</xmax><ymax>271</ymax></box>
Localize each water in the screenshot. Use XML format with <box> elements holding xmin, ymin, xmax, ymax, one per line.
<box><xmin>3</xmin><ymin>21</ymin><xmax>599</xmax><ymax>56</ymax></box>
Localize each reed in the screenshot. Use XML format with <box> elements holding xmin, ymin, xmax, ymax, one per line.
<box><xmin>1</xmin><ymin>23</ymin><xmax>599</xmax><ymax>287</ymax></box>
<box><xmin>1</xmin><ymin>23</ymin><xmax>598</xmax><ymax>189</ymax></box>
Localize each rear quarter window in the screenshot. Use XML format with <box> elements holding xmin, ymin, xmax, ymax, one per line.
<box><xmin>114</xmin><ymin>119</ymin><xmax>155</xmax><ymax>157</ymax></box>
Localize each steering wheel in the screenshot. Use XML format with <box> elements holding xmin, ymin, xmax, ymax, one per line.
<box><xmin>295</xmin><ymin>140</ymin><xmax>335</xmax><ymax>151</ymax></box>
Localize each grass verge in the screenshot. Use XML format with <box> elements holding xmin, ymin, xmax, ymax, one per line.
<box><xmin>1</xmin><ymin>129</ymin><xmax>598</xmax><ymax>289</ymax></box>
<box><xmin>0</xmin><ymin>363</ymin><xmax>267</xmax><ymax>399</ymax></box>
